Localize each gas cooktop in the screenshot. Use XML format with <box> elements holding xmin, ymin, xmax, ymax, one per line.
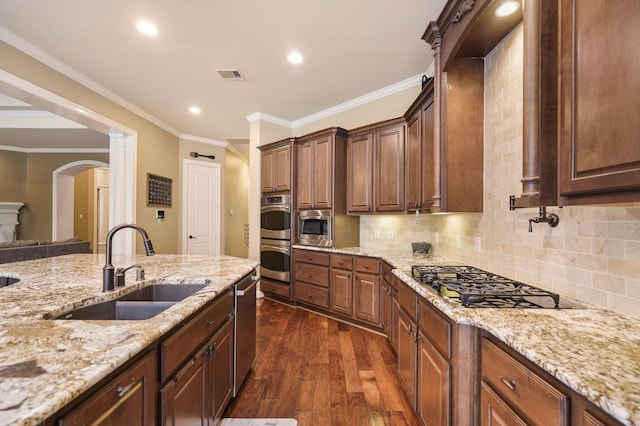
<box><xmin>411</xmin><ymin>265</ymin><xmax>570</xmax><ymax>309</ymax></box>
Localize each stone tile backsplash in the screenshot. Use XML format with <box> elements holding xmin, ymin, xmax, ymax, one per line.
<box><xmin>360</xmin><ymin>24</ymin><xmax>640</xmax><ymax>319</ymax></box>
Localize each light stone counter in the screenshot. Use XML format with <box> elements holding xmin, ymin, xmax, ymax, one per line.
<box><xmin>0</xmin><ymin>253</ymin><xmax>259</xmax><ymax>426</ymax></box>
<box><xmin>293</xmin><ymin>245</ymin><xmax>640</xmax><ymax>426</ymax></box>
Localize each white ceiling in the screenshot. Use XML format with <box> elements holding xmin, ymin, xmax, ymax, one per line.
<box><xmin>0</xmin><ymin>0</ymin><xmax>446</xmax><ymax>148</ymax></box>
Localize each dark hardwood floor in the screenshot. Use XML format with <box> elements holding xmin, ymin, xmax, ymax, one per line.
<box><xmin>224</xmin><ymin>298</ymin><xmax>420</xmax><ymax>426</ymax></box>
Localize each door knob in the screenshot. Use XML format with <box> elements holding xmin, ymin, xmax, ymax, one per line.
<box><xmin>189</xmin><ymin>235</ymin><xmax>195</xmax><ymax>239</ymax></box>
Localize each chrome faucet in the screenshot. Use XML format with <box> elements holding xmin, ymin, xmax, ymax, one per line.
<box><xmin>103</xmin><ymin>224</ymin><xmax>155</xmax><ymax>292</ymax></box>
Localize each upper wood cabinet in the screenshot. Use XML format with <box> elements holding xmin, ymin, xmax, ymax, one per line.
<box><xmin>423</xmin><ymin>0</ymin><xmax>522</xmax><ymax>213</ymax></box>
<box><xmin>512</xmin><ymin>0</ymin><xmax>559</xmax><ymax>209</ymax></box>
<box><xmin>347</xmin><ymin>118</ymin><xmax>406</xmax><ymax>214</ymax></box>
<box><xmin>346</xmin><ymin>132</ymin><xmax>374</xmax><ymax>213</ymax></box>
<box><xmin>558</xmin><ymin>0</ymin><xmax>640</xmax><ymax>205</ymax></box>
<box><xmin>296</xmin><ymin>128</ymin><xmax>348</xmax><ymax>211</ymax></box>
<box><xmin>405</xmin><ymin>78</ymin><xmax>435</xmax><ymax>212</ymax></box>
<box><xmin>260</xmin><ymin>141</ymin><xmax>293</xmax><ymax>194</ymax></box>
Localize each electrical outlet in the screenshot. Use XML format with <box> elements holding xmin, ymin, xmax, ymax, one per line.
<box><xmin>434</xmin><ymin>232</ymin><xmax>440</xmax><ymax>244</ymax></box>
<box><xmin>456</xmin><ymin>234</ymin><xmax>462</xmax><ymax>249</ymax></box>
<box><xmin>474</xmin><ymin>237</ymin><xmax>481</xmax><ymax>253</ymax></box>
<box><xmin>374</xmin><ymin>229</ymin><xmax>380</xmax><ymax>240</ymax></box>
<box><xmin>388</xmin><ymin>230</ymin><xmax>395</xmax><ymax>240</ymax></box>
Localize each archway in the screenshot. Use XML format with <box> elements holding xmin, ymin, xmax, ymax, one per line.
<box><xmin>52</xmin><ymin>160</ymin><xmax>109</xmax><ymax>243</ymax></box>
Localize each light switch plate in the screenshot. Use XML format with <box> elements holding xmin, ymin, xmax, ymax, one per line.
<box><xmin>456</xmin><ymin>234</ymin><xmax>462</xmax><ymax>249</ymax></box>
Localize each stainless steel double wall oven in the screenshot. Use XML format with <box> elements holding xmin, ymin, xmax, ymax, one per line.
<box><xmin>260</xmin><ymin>195</ymin><xmax>291</xmax><ymax>284</ymax></box>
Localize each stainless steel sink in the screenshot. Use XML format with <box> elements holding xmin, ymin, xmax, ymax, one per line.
<box><xmin>51</xmin><ymin>283</ymin><xmax>208</xmax><ymax>320</ymax></box>
<box><xmin>53</xmin><ymin>300</ymin><xmax>176</xmax><ymax>320</ymax></box>
<box><xmin>117</xmin><ymin>283</ymin><xmax>208</xmax><ymax>302</ymax></box>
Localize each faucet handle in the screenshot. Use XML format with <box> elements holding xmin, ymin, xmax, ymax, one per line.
<box><xmin>115</xmin><ymin>267</ymin><xmax>126</xmax><ymax>287</ymax></box>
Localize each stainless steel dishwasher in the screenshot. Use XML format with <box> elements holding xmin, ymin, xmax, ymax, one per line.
<box><xmin>233</xmin><ymin>272</ymin><xmax>258</xmax><ymax>396</ymax></box>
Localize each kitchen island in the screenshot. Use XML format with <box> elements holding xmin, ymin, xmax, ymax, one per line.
<box><xmin>293</xmin><ymin>245</ymin><xmax>640</xmax><ymax>426</ymax></box>
<box><xmin>0</xmin><ymin>253</ymin><xmax>258</xmax><ymax>426</ymax></box>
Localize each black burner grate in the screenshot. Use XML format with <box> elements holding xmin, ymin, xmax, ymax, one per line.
<box><xmin>411</xmin><ymin>265</ymin><xmax>561</xmax><ymax>308</ymax></box>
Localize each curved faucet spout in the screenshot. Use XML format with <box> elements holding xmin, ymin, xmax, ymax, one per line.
<box><xmin>103</xmin><ymin>224</ymin><xmax>155</xmax><ymax>292</ymax></box>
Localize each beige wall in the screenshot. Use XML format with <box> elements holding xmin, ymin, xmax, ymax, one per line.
<box><xmin>24</xmin><ymin>152</ymin><xmax>109</xmax><ymax>241</ymax></box>
<box><xmin>1</xmin><ymin>41</ymin><xmax>181</xmax><ymax>253</ymax></box>
<box><xmin>73</xmin><ymin>169</ymin><xmax>91</xmax><ymax>245</ymax></box>
<box><xmin>225</xmin><ymin>151</ymin><xmax>249</xmax><ymax>258</ymax></box>
<box><xmin>0</xmin><ymin>150</ymin><xmax>27</xmax><ymax>203</ymax></box>
<box><xmin>358</xmin><ymin>24</ymin><xmax>640</xmax><ymax>319</ymax></box>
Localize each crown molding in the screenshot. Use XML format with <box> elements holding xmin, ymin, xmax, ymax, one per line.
<box><xmin>179</xmin><ymin>133</ymin><xmax>227</xmax><ymax>147</ymax></box>
<box><xmin>246</xmin><ymin>112</ymin><xmax>292</xmax><ymax>128</ymax></box>
<box><xmin>0</xmin><ymin>25</ymin><xmax>181</xmax><ymax>137</ymax></box>
<box><xmin>291</xmin><ymin>73</ymin><xmax>425</xmax><ymax>128</ymax></box>
<box><xmin>0</xmin><ymin>144</ymin><xmax>109</xmax><ymax>154</ymax></box>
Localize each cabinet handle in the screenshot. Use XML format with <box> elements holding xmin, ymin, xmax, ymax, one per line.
<box><xmin>364</xmin><ymin>264</ymin><xmax>369</xmax><ymax>269</ymax></box>
<box><xmin>307</xmin><ymin>293</ymin><xmax>313</xmax><ymax>298</ymax></box>
<box><xmin>174</xmin><ymin>355</ymin><xmax>197</xmax><ymax>381</ymax></box>
<box><xmin>500</xmin><ymin>376</ymin><xmax>516</xmax><ymax>391</ymax></box>
<box><xmin>407</xmin><ymin>324</ymin><xmax>413</xmax><ymax>335</ymax></box>
<box><xmin>206</xmin><ymin>320</ymin><xmax>215</xmax><ymax>326</ymax></box>
<box><xmin>116</xmin><ymin>382</ymin><xmax>135</xmax><ymax>398</ymax></box>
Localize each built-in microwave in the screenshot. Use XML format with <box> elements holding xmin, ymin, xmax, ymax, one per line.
<box><xmin>298</xmin><ymin>209</ymin><xmax>332</xmax><ymax>247</ymax></box>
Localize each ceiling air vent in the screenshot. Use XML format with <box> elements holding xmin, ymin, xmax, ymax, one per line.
<box><xmin>215</xmin><ymin>69</ymin><xmax>245</xmax><ymax>81</ymax></box>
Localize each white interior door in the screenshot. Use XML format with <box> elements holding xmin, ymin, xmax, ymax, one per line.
<box><xmin>183</xmin><ymin>159</ymin><xmax>221</xmax><ymax>255</ymax></box>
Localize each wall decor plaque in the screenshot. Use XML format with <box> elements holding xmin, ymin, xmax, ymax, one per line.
<box><xmin>147</xmin><ymin>173</ymin><xmax>172</xmax><ymax>207</ymax></box>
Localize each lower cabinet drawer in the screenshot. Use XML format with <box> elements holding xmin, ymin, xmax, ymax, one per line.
<box><xmin>295</xmin><ymin>281</ymin><xmax>330</xmax><ymax>309</ymax></box>
<box><xmin>59</xmin><ymin>350</ymin><xmax>157</xmax><ymax>426</ymax></box>
<box><xmin>418</xmin><ymin>299</ymin><xmax>451</xmax><ymax>359</ymax></box>
<box><xmin>294</xmin><ymin>262</ymin><xmax>330</xmax><ymax>287</ymax></box>
<box><xmin>481</xmin><ymin>338</ymin><xmax>569</xmax><ymax>425</ymax></box>
<box><xmin>260</xmin><ymin>277</ymin><xmax>290</xmax><ymax>298</ymax></box>
<box><xmin>160</xmin><ymin>290</ymin><xmax>233</xmax><ymax>382</ymax></box>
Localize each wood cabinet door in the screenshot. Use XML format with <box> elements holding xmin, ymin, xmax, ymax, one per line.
<box><xmin>558</xmin><ymin>0</ymin><xmax>640</xmax><ymax>205</ymax></box>
<box><xmin>160</xmin><ymin>348</ymin><xmax>208</xmax><ymax>426</ymax></box>
<box><xmin>297</xmin><ymin>141</ymin><xmax>314</xmax><ymax>209</ymax></box>
<box><xmin>396</xmin><ymin>307</ymin><xmax>417</xmax><ymax>409</ymax></box>
<box><xmin>60</xmin><ymin>351</ymin><xmax>156</xmax><ymax>426</ymax></box>
<box><xmin>354</xmin><ymin>272</ymin><xmax>380</xmax><ymax>325</ymax></box>
<box><xmin>417</xmin><ymin>331</ymin><xmax>450</xmax><ymax>426</ymax></box>
<box><xmin>347</xmin><ymin>132</ymin><xmax>374</xmax><ymax>212</ymax></box>
<box><xmin>261</xmin><ymin>149</ymin><xmax>276</xmax><ymax>193</ymax></box>
<box><xmin>480</xmin><ymin>382</ymin><xmax>527</xmax><ymax>426</ymax></box>
<box><xmin>375</xmin><ymin>123</ymin><xmax>405</xmax><ymax>212</ymax></box>
<box><xmin>380</xmin><ymin>279</ymin><xmax>392</xmax><ymax>337</ymax></box>
<box><xmin>420</xmin><ymin>99</ymin><xmax>435</xmax><ymax>211</ymax></box>
<box><xmin>330</xmin><ymin>268</ymin><xmax>353</xmax><ymax>316</ymax></box>
<box><xmin>313</xmin><ymin>136</ymin><xmax>333</xmax><ymax>209</ymax></box>
<box><xmin>274</xmin><ymin>145</ymin><xmax>291</xmax><ymax>192</ymax></box>
<box><xmin>208</xmin><ymin>319</ymin><xmax>234</xmax><ymax>424</ymax></box>
<box><xmin>405</xmin><ymin>112</ymin><xmax>421</xmax><ymax>212</ymax></box>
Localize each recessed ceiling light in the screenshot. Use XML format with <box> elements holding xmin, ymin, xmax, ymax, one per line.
<box><xmin>287</xmin><ymin>52</ymin><xmax>303</xmax><ymax>64</ymax></box>
<box><xmin>136</xmin><ymin>20</ymin><xmax>158</xmax><ymax>36</ymax></box>
<box><xmin>189</xmin><ymin>106</ymin><xmax>201</xmax><ymax>114</ymax></box>
<box><xmin>495</xmin><ymin>1</ymin><xmax>520</xmax><ymax>17</ymax></box>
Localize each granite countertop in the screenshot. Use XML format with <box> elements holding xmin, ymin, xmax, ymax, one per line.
<box><xmin>293</xmin><ymin>245</ymin><xmax>640</xmax><ymax>426</ymax></box>
<box><xmin>0</xmin><ymin>253</ymin><xmax>259</xmax><ymax>426</ymax></box>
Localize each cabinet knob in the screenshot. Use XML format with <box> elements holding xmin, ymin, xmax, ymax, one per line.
<box><xmin>307</xmin><ymin>294</ymin><xmax>313</xmax><ymax>298</ymax></box>
<box><xmin>364</xmin><ymin>264</ymin><xmax>369</xmax><ymax>269</ymax></box>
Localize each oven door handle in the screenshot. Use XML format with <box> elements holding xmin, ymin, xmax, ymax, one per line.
<box><xmin>260</xmin><ymin>244</ymin><xmax>290</xmax><ymax>255</ymax></box>
<box><xmin>261</xmin><ymin>205</ymin><xmax>290</xmax><ymax>213</ymax></box>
